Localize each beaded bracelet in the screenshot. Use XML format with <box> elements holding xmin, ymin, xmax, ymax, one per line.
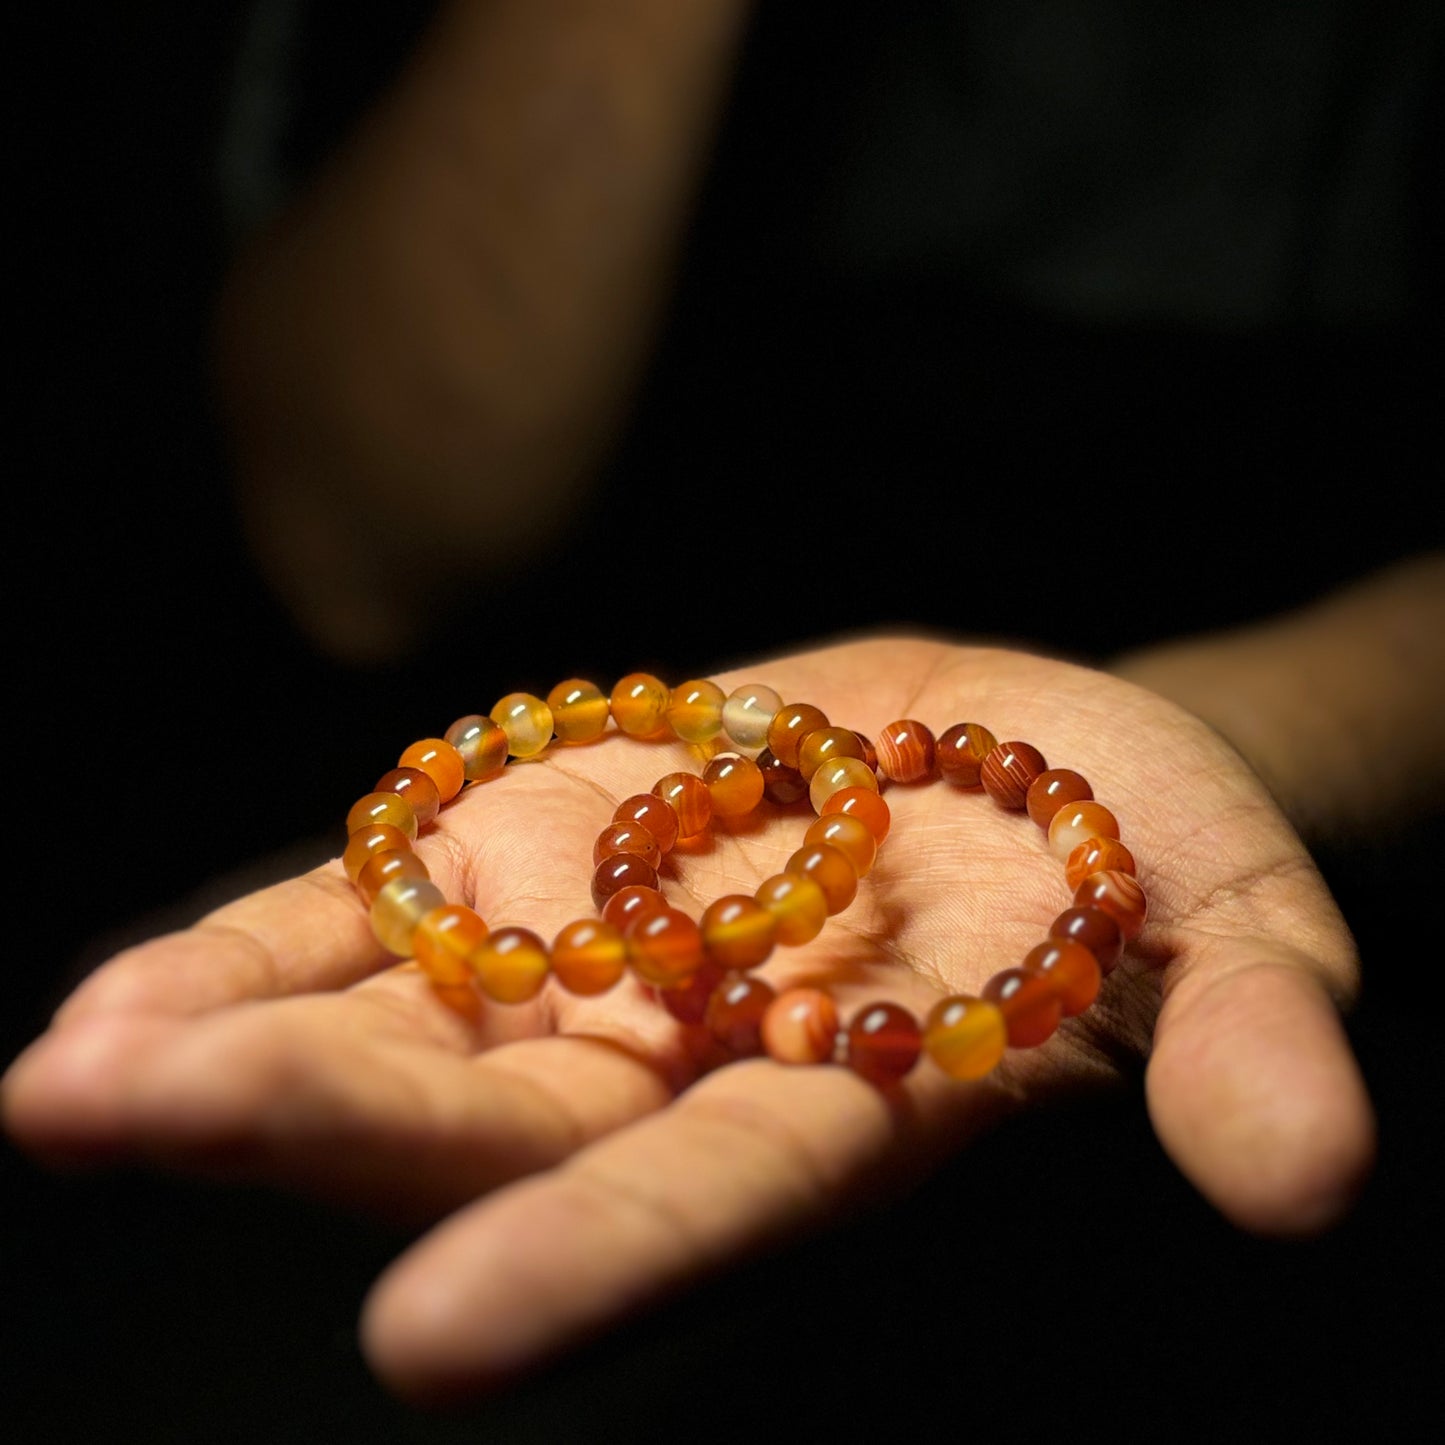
<box><xmin>341</xmin><ymin>672</ymin><xmax>1149</xmax><ymax>1087</ymax></box>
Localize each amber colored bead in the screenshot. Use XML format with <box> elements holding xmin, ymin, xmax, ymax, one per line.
<box><xmin>935</xmin><ymin>722</ymin><xmax>998</xmax><ymax>788</ymax></box>
<box><xmin>982</xmin><ymin>968</ymin><xmax>1063</xmax><ymax>1047</ymax></box>
<box><xmin>592</xmin><ymin>853</ymin><xmax>661</xmax><ymax>910</ymax></box>
<box><xmin>1064</xmin><ymin>836</ymin><xmax>1137</xmax><ymax>892</ymax></box>
<box><xmin>652</xmin><ymin>772</ymin><xmax>712</xmax><ymax>839</ymax></box>
<box><xmin>444</xmin><ymin>715</ymin><xmax>509</xmax><ymax>782</ymax></box>
<box><xmin>547</xmin><ymin>679</ymin><xmax>610</xmax><ymax>743</ymax></box>
<box><xmin>703</xmin><ymin>754</ymin><xmax>765</xmax><ymax>819</ymax></box>
<box><xmin>472</xmin><ymin>926</ymin><xmax>550</xmax><ymax>1003</ymax></box>
<box><xmin>700</xmin><ymin>894</ymin><xmax>776</xmax><ymax>971</ymax></box>
<box><xmin>491</xmin><ymin>692</ymin><xmax>554</xmax><ymax>758</ymax></box>
<box><xmin>1022</xmin><ymin>939</ymin><xmax>1102</xmax><ymax>1016</ymax></box>
<box><xmin>614</xmin><ymin>793</ymin><xmax>680</xmax><ymax>853</ymax></box>
<box><xmin>371</xmin><ymin>876</ymin><xmax>446</xmax><ymax>956</ymax></box>
<box><xmin>610</xmin><ymin>672</ymin><xmax>671</xmax><ymax>738</ymax></box>
<box><xmin>820</xmin><ymin>786</ymin><xmax>891</xmax><ymax>843</ymax></box>
<box><xmin>414</xmin><ymin>904</ymin><xmax>488</xmax><ymax>988</ymax></box>
<box><xmin>755</xmin><ymin>871</ymin><xmax>829</xmax><ymax>945</ymax></box>
<box><xmin>593</xmin><ymin>820</ymin><xmax>663</xmax><ymax>870</ymax></box>
<box><xmin>845</xmin><ymin>1003</ymin><xmax>922</xmax><ymax>1084</ymax></box>
<box><xmin>1048</xmin><ymin>906</ymin><xmax>1124</xmax><ymax>972</ymax></box>
<box><xmin>659</xmin><ymin>963</ymin><xmax>727</xmax><ymax>1024</ymax></box>
<box><xmin>804</xmin><ymin>813</ymin><xmax>877</xmax><ymax>877</ymax></box>
<box><xmin>981</xmin><ymin>742</ymin><xmax>1048</xmax><ymax>811</ymax></box>
<box><xmin>795</xmin><ymin>727</ymin><xmax>865</xmax><ymax>782</ymax></box>
<box><xmin>722</xmin><ymin>684</ymin><xmax>784</xmax><ymax>751</ymax></box>
<box><xmin>342</xmin><ymin>823</ymin><xmax>412</xmax><ymax>883</ymax></box>
<box><xmin>346</xmin><ymin>791</ymin><xmax>418</xmax><ymax>841</ymax></box>
<box><xmin>551</xmin><ymin>918</ymin><xmax>628</xmax><ymax>995</ymax></box>
<box><xmin>1049</xmin><ymin>800</ymin><xmax>1121</xmax><ymax>860</ymax></box>
<box><xmin>397</xmin><ymin>739</ymin><xmax>466</xmax><ymax>805</ymax></box>
<box><xmin>757</xmin><ymin>748</ymin><xmax>808</xmax><ymax>805</ymax></box>
<box><xmin>627</xmin><ymin>908</ymin><xmax>705</xmax><ymax>988</ymax></box>
<box><xmin>1026</xmin><ymin>768</ymin><xmax>1093</xmax><ymax>829</ymax></box>
<box><xmin>784</xmin><ymin>842</ymin><xmax>858</xmax><ymax>915</ymax></box>
<box><xmin>666</xmin><ymin>679</ymin><xmax>727</xmax><ymax>744</ymax></box>
<box><xmin>601</xmin><ymin>883</ymin><xmax>668</xmax><ymax>931</ymax></box>
<box><xmin>766</xmin><ymin>703</ymin><xmax>829</xmax><ymax>769</ymax></box>
<box><xmin>761</xmin><ymin>988</ymin><xmax>840</xmax><ymax>1065</ymax></box>
<box><xmin>706</xmin><ymin>973</ymin><xmax>777</xmax><ymax>1054</ymax></box>
<box><xmin>356</xmin><ymin>848</ymin><xmax>430</xmax><ymax>906</ymax></box>
<box><xmin>1073</xmin><ymin>870</ymin><xmax>1148</xmax><ymax>940</ymax></box>
<box><xmin>374</xmin><ymin>766</ymin><xmax>441</xmax><ymax>828</ymax></box>
<box><xmin>876</xmin><ymin>720</ymin><xmax>937</xmax><ymax>784</ymax></box>
<box><xmin>923</xmin><ymin>996</ymin><xmax>1008</xmax><ymax>1079</ymax></box>
<box><xmin>809</xmin><ymin>756</ymin><xmax>879</xmax><ymax>815</ymax></box>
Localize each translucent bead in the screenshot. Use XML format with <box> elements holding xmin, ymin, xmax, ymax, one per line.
<box><xmin>982</xmin><ymin>967</ymin><xmax>1062</xmax><ymax>1047</ymax></box>
<box><xmin>820</xmin><ymin>786</ymin><xmax>891</xmax><ymax>843</ymax></box>
<box><xmin>755</xmin><ymin>872</ymin><xmax>828</xmax><ymax>945</ymax></box>
<box><xmin>757</xmin><ymin>748</ymin><xmax>808</xmax><ymax>805</ymax></box>
<box><xmin>370</xmin><ymin>876</ymin><xmax>447</xmax><ymax>956</ymax></box>
<box><xmin>767</xmin><ymin>703</ymin><xmax>829</xmax><ymax>769</ymax></box>
<box><xmin>444</xmin><ymin>715</ymin><xmax>509</xmax><ymax>782</ymax></box>
<box><xmin>593</xmin><ymin>820</ymin><xmax>663</xmax><ymax>870</ymax></box>
<box><xmin>808</xmin><ymin>756</ymin><xmax>878</xmax><ymax>814</ymax></box>
<box><xmin>875</xmin><ymin>720</ymin><xmax>937</xmax><ymax>784</ymax></box>
<box><xmin>626</xmin><ymin>908</ymin><xmax>704</xmax><ymax>988</ymax></box>
<box><xmin>1064</xmin><ymin>836</ymin><xmax>1136</xmax><ymax>891</ymax></box>
<box><xmin>471</xmin><ymin>926</ymin><xmax>550</xmax><ymax>1003</ymax></box>
<box><xmin>652</xmin><ymin>772</ymin><xmax>712</xmax><ymax>839</ymax></box>
<box><xmin>1073</xmin><ymin>871</ymin><xmax>1148</xmax><ymax>940</ymax></box>
<box><xmin>342</xmin><ymin>823</ymin><xmax>411</xmax><ymax>882</ymax></box>
<box><xmin>374</xmin><ymin>766</ymin><xmax>441</xmax><ymax>828</ymax></box>
<box><xmin>845</xmin><ymin>1002</ymin><xmax>922</xmax><ymax>1084</ymax></box>
<box><xmin>551</xmin><ymin>918</ymin><xmax>628</xmax><ymax>995</ymax></box>
<box><xmin>414</xmin><ymin>904</ymin><xmax>487</xmax><ymax>988</ymax></box>
<box><xmin>357</xmin><ymin>848</ymin><xmax>430</xmax><ymax>906</ymax></box>
<box><xmin>722</xmin><ymin>684</ymin><xmax>783</xmax><ymax>750</ymax></box>
<box><xmin>490</xmin><ymin>693</ymin><xmax>554</xmax><ymax>758</ymax></box>
<box><xmin>761</xmin><ymin>987</ymin><xmax>840</xmax><ymax>1065</ymax></box>
<box><xmin>1048</xmin><ymin>906</ymin><xmax>1124</xmax><ymax>972</ymax></box>
<box><xmin>547</xmin><ymin>679</ymin><xmax>610</xmax><ymax>743</ymax></box>
<box><xmin>700</xmin><ymin>894</ymin><xmax>777</xmax><ymax>971</ymax></box>
<box><xmin>784</xmin><ymin>842</ymin><xmax>858</xmax><ymax>915</ymax></box>
<box><xmin>795</xmin><ymin>727</ymin><xmax>865</xmax><ymax>782</ymax></box>
<box><xmin>346</xmin><ymin>791</ymin><xmax>417</xmax><ymax>841</ymax></box>
<box><xmin>803</xmin><ymin>813</ymin><xmax>877</xmax><ymax>876</ymax></box>
<box><xmin>1048</xmin><ymin>800</ymin><xmax>1121</xmax><ymax>860</ymax></box>
<box><xmin>592</xmin><ymin>854</ymin><xmax>661</xmax><ymax>910</ymax></box>
<box><xmin>666</xmin><ymin>679</ymin><xmax>726</xmax><ymax>743</ymax></box>
<box><xmin>981</xmin><ymin>741</ymin><xmax>1048</xmax><ymax>811</ymax></box>
<box><xmin>610</xmin><ymin>672</ymin><xmax>671</xmax><ymax>738</ymax></box>
<box><xmin>601</xmin><ymin>883</ymin><xmax>668</xmax><ymax>931</ymax></box>
<box><xmin>923</xmin><ymin>996</ymin><xmax>1008</xmax><ymax>1079</ymax></box>
<box><xmin>613</xmin><ymin>793</ymin><xmax>680</xmax><ymax>853</ymax></box>
<box><xmin>659</xmin><ymin>964</ymin><xmax>728</xmax><ymax>1024</ymax></box>
<box><xmin>1026</xmin><ymin>769</ymin><xmax>1093</xmax><ymax>829</ymax></box>
<box><xmin>703</xmin><ymin>754</ymin><xmax>765</xmax><ymax>819</ymax></box>
<box><xmin>706</xmin><ymin>973</ymin><xmax>777</xmax><ymax>1054</ymax></box>
<box><xmin>935</xmin><ymin>722</ymin><xmax>998</xmax><ymax>789</ymax></box>
<box><xmin>398</xmin><ymin>738</ymin><xmax>466</xmax><ymax>804</ymax></box>
<box><xmin>1022</xmin><ymin>939</ymin><xmax>1102</xmax><ymax>1016</ymax></box>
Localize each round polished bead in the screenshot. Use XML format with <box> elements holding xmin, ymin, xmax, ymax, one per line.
<box><xmin>593</xmin><ymin>820</ymin><xmax>663</xmax><ymax>870</ymax></box>
<box><xmin>370</xmin><ymin>876</ymin><xmax>447</xmax><ymax>956</ymax></box>
<box><xmin>627</xmin><ymin>908</ymin><xmax>705</xmax><ymax>988</ymax></box>
<box><xmin>490</xmin><ymin>693</ymin><xmax>554</xmax><ymax>758</ymax></box>
<box><xmin>444</xmin><ymin>715</ymin><xmax>509</xmax><ymax>782</ymax></box>
<box><xmin>547</xmin><ymin>679</ymin><xmax>611</xmax><ymax>743</ymax></box>
<box><xmin>347</xmin><ymin>791</ymin><xmax>418</xmax><ymax>840</ymax></box>
<box><xmin>1026</xmin><ymin>769</ymin><xmax>1093</xmax><ymax>829</ymax></box>
<box><xmin>761</xmin><ymin>988</ymin><xmax>840</xmax><ymax>1065</ymax></box>
<box><xmin>658</xmin><ymin>963</ymin><xmax>727</xmax><ymax>1024</ymax></box>
<box><xmin>1022</xmin><ymin>939</ymin><xmax>1102</xmax><ymax>1016</ymax></box>
<box><xmin>767</xmin><ymin>703</ymin><xmax>830</xmax><ymax>769</ymax></box>
<box><xmin>610</xmin><ymin>672</ymin><xmax>671</xmax><ymax>738</ymax></box>
<box><xmin>1048</xmin><ymin>906</ymin><xmax>1125</xmax><ymax>972</ymax></box>
<box><xmin>398</xmin><ymin>739</ymin><xmax>466</xmax><ymax>805</ymax></box>
<box><xmin>652</xmin><ymin>772</ymin><xmax>712</xmax><ymax>839</ymax></box>
<box><xmin>1048</xmin><ymin>800</ymin><xmax>1121</xmax><ymax>860</ymax></box>
<box><xmin>803</xmin><ymin>813</ymin><xmax>877</xmax><ymax>877</ymax></box>
<box><xmin>876</xmin><ymin>720</ymin><xmax>937</xmax><ymax>784</ymax></box>
<box><xmin>784</xmin><ymin>842</ymin><xmax>858</xmax><ymax>915</ymax></box>
<box><xmin>601</xmin><ymin>883</ymin><xmax>668</xmax><ymax>931</ymax></box>
<box><xmin>795</xmin><ymin>727</ymin><xmax>865</xmax><ymax>782</ymax></box>
<box><xmin>342</xmin><ymin>823</ymin><xmax>412</xmax><ymax>882</ymax></box>
<box><xmin>722</xmin><ymin>684</ymin><xmax>784</xmax><ymax>750</ymax></box>
<box><xmin>1064</xmin><ymin>836</ymin><xmax>1137</xmax><ymax>891</ymax></box>
<box><xmin>757</xmin><ymin>748</ymin><xmax>808</xmax><ymax>805</ymax></box>
<box><xmin>981</xmin><ymin>742</ymin><xmax>1048</xmax><ymax>811</ymax></box>
<box><xmin>703</xmin><ymin>754</ymin><xmax>765</xmax><ymax>819</ymax></box>
<box><xmin>706</xmin><ymin>973</ymin><xmax>777</xmax><ymax>1054</ymax></box>
<box><xmin>356</xmin><ymin>848</ymin><xmax>430</xmax><ymax>906</ymax></box>
<box><xmin>700</xmin><ymin>894</ymin><xmax>777</xmax><ymax>971</ymax></box>
<box><xmin>591</xmin><ymin>853</ymin><xmax>661</xmax><ymax>910</ymax></box>
<box><xmin>613</xmin><ymin>793</ymin><xmax>680</xmax><ymax>854</ymax></box>
<box><xmin>414</xmin><ymin>904</ymin><xmax>488</xmax><ymax>988</ymax></box>
<box><xmin>1073</xmin><ymin>871</ymin><xmax>1148</xmax><ymax>940</ymax></box>
<box><xmin>935</xmin><ymin>722</ymin><xmax>998</xmax><ymax>789</ymax></box>
<box><xmin>808</xmin><ymin>756</ymin><xmax>879</xmax><ymax>815</ymax></box>
<box><xmin>471</xmin><ymin>926</ymin><xmax>550</xmax><ymax>1003</ymax></box>
<box><xmin>820</xmin><ymin>786</ymin><xmax>891</xmax><ymax>843</ymax></box>
<box><xmin>923</xmin><ymin>996</ymin><xmax>1008</xmax><ymax>1079</ymax></box>
<box><xmin>551</xmin><ymin>918</ymin><xmax>628</xmax><ymax>995</ymax></box>
<box><xmin>374</xmin><ymin>766</ymin><xmax>441</xmax><ymax>828</ymax></box>
<box><xmin>982</xmin><ymin>968</ymin><xmax>1063</xmax><ymax>1048</ymax></box>
<box><xmin>845</xmin><ymin>1002</ymin><xmax>922</xmax><ymax>1084</ymax></box>
<box><xmin>755</xmin><ymin>872</ymin><xmax>829</xmax><ymax>946</ymax></box>
<box><xmin>666</xmin><ymin>679</ymin><xmax>727</xmax><ymax>743</ymax></box>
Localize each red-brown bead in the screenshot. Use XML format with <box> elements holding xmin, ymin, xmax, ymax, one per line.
<box><xmin>766</xmin><ymin>704</ymin><xmax>829</xmax><ymax>769</ymax></box>
<box><xmin>1048</xmin><ymin>906</ymin><xmax>1124</xmax><ymax>972</ymax></box>
<box><xmin>757</xmin><ymin>748</ymin><xmax>809</xmax><ymax>805</ymax></box>
<box><xmin>936</xmin><ymin>722</ymin><xmax>998</xmax><ymax>789</ymax></box>
<box><xmin>591</xmin><ymin>853</ymin><xmax>661</xmax><ymax>910</ymax></box>
<box><xmin>980</xmin><ymin>742</ymin><xmax>1048</xmax><ymax>811</ymax></box>
<box><xmin>627</xmin><ymin>908</ymin><xmax>705</xmax><ymax>988</ymax></box>
<box><xmin>1072</xmin><ymin>870</ymin><xmax>1148</xmax><ymax>941</ymax></box>
<box><xmin>706</xmin><ymin>974</ymin><xmax>777</xmax><ymax>1054</ymax></box>
<box><xmin>761</xmin><ymin>987</ymin><xmax>840</xmax><ymax>1065</ymax></box>
<box><xmin>982</xmin><ymin>968</ymin><xmax>1063</xmax><ymax>1047</ymax></box>
<box><xmin>875</xmin><ymin>720</ymin><xmax>937</xmax><ymax>784</ymax></box>
<box><xmin>1022</xmin><ymin>939</ymin><xmax>1102</xmax><ymax>1016</ymax></box>
<box><xmin>593</xmin><ymin>820</ymin><xmax>663</xmax><ymax>870</ymax></box>
<box><xmin>845</xmin><ymin>1002</ymin><xmax>923</xmax><ymax>1084</ymax></box>
<box><xmin>614</xmin><ymin>793</ymin><xmax>680</xmax><ymax>854</ymax></box>
<box><xmin>1026</xmin><ymin>768</ymin><xmax>1093</xmax><ymax>829</ymax></box>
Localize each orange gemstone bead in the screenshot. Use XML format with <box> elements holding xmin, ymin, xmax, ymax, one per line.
<box><xmin>1064</xmin><ymin>836</ymin><xmax>1137</xmax><ymax>891</ymax></box>
<box><xmin>845</xmin><ymin>1002</ymin><xmax>922</xmax><ymax>1084</ymax></box>
<box><xmin>1026</xmin><ymin>768</ymin><xmax>1093</xmax><ymax>829</ymax></box>
<box><xmin>795</xmin><ymin>727</ymin><xmax>865</xmax><ymax>782</ymax></box>
<box><xmin>706</xmin><ymin>973</ymin><xmax>776</xmax><ymax>1053</ymax></box>
<box><xmin>414</xmin><ymin>904</ymin><xmax>488</xmax><ymax>988</ymax></box>
<box><xmin>935</xmin><ymin>722</ymin><xmax>998</xmax><ymax>789</ymax></box>
<box><xmin>652</xmin><ymin>772</ymin><xmax>711</xmax><ymax>839</ymax></box>
<box><xmin>1073</xmin><ymin>871</ymin><xmax>1148</xmax><ymax>940</ymax></box>
<box><xmin>490</xmin><ymin>692</ymin><xmax>554</xmax><ymax>758</ymax></box>
<box><xmin>923</xmin><ymin>996</ymin><xmax>1008</xmax><ymax>1079</ymax></box>
<box><xmin>610</xmin><ymin>672</ymin><xmax>670</xmax><ymax>738</ymax></box>
<box><xmin>1022</xmin><ymin>939</ymin><xmax>1102</xmax><ymax>1016</ymax></box>
<box><xmin>547</xmin><ymin>679</ymin><xmax>610</xmax><ymax>743</ymax></box>
<box><xmin>342</xmin><ymin>823</ymin><xmax>412</xmax><ymax>882</ymax></box>
<box><xmin>614</xmin><ymin>793</ymin><xmax>680</xmax><ymax>853</ymax></box>
<box><xmin>627</xmin><ymin>908</ymin><xmax>705</xmax><ymax>988</ymax></box>
<box><xmin>370</xmin><ymin>876</ymin><xmax>446</xmax><ymax>956</ymax></box>
<box><xmin>1048</xmin><ymin>905</ymin><xmax>1124</xmax><ymax>972</ymax></box>
<box><xmin>593</xmin><ymin>820</ymin><xmax>663</xmax><ymax>870</ymax></box>
<box><xmin>980</xmin><ymin>742</ymin><xmax>1048</xmax><ymax>811</ymax></box>
<box><xmin>472</xmin><ymin>926</ymin><xmax>550</xmax><ymax>1003</ymax></box>
<box><xmin>551</xmin><ymin>918</ymin><xmax>628</xmax><ymax>995</ymax></box>
<box><xmin>808</xmin><ymin>756</ymin><xmax>878</xmax><ymax>814</ymax></box>
<box><xmin>766</xmin><ymin>703</ymin><xmax>829</xmax><ymax>769</ymax></box>
<box><xmin>666</xmin><ymin>679</ymin><xmax>726</xmax><ymax>743</ymax></box>
<box><xmin>398</xmin><ymin>739</ymin><xmax>466</xmax><ymax>804</ymax></box>
<box><xmin>761</xmin><ymin>987</ymin><xmax>840</xmax><ymax>1065</ymax></box>
<box><xmin>820</xmin><ymin>786</ymin><xmax>891</xmax><ymax>842</ymax></box>
<box><xmin>592</xmin><ymin>853</ymin><xmax>661</xmax><ymax>910</ymax></box>
<box><xmin>346</xmin><ymin>791</ymin><xmax>417</xmax><ymax>840</ymax></box>
<box><xmin>601</xmin><ymin>883</ymin><xmax>668</xmax><ymax>931</ymax></box>
<box><xmin>700</xmin><ymin>895</ymin><xmax>777</xmax><ymax>971</ymax></box>
<box><xmin>784</xmin><ymin>842</ymin><xmax>858</xmax><ymax>915</ymax></box>
<box><xmin>374</xmin><ymin>766</ymin><xmax>441</xmax><ymax>828</ymax></box>
<box><xmin>982</xmin><ymin>968</ymin><xmax>1063</xmax><ymax>1047</ymax></box>
<box><xmin>803</xmin><ymin>813</ymin><xmax>877</xmax><ymax>876</ymax></box>
<box><xmin>854</xmin><ymin>734</ymin><xmax>878</xmax><ymax>773</ymax></box>
<box><xmin>1048</xmin><ymin>800</ymin><xmax>1121</xmax><ymax>860</ymax></box>
<box><xmin>658</xmin><ymin>963</ymin><xmax>727</xmax><ymax>1024</ymax></box>
<box><xmin>757</xmin><ymin>748</ymin><xmax>808</xmax><ymax>805</ymax></box>
<box><xmin>444</xmin><ymin>715</ymin><xmax>509</xmax><ymax>782</ymax></box>
<box><xmin>876</xmin><ymin>720</ymin><xmax>937</xmax><ymax>783</ymax></box>
<box><xmin>703</xmin><ymin>754</ymin><xmax>765</xmax><ymax>819</ymax></box>
<box><xmin>755</xmin><ymin>872</ymin><xmax>829</xmax><ymax>945</ymax></box>
<box><xmin>356</xmin><ymin>848</ymin><xmax>430</xmax><ymax>906</ymax></box>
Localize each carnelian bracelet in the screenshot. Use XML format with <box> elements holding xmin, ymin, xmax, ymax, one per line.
<box><xmin>341</xmin><ymin>673</ymin><xmax>1149</xmax><ymax>1086</ymax></box>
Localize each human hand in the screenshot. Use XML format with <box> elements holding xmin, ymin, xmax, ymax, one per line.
<box><xmin>1</xmin><ymin>636</ymin><xmax>1373</xmax><ymax>1402</ymax></box>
